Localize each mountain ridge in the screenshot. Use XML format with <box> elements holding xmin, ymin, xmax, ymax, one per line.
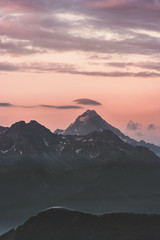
<box><xmin>54</xmin><ymin>109</ymin><xmax>160</xmax><ymax>157</ymax></box>
<box><xmin>0</xmin><ymin>115</ymin><xmax>160</xmax><ymax>234</ymax></box>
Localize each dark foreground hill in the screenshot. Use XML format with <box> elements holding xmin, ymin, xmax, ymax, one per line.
<box><xmin>1</xmin><ymin>208</ymin><xmax>160</xmax><ymax>240</ymax></box>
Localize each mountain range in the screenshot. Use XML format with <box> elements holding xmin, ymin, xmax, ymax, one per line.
<box><xmin>1</xmin><ymin>208</ymin><xmax>160</xmax><ymax>240</ymax></box>
<box><xmin>54</xmin><ymin>110</ymin><xmax>160</xmax><ymax>157</ymax></box>
<box><xmin>0</xmin><ymin>110</ymin><xmax>160</xmax><ymax>234</ymax></box>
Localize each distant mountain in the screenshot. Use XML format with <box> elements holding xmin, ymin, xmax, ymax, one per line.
<box><xmin>54</xmin><ymin>110</ymin><xmax>160</xmax><ymax>157</ymax></box>
<box><xmin>0</xmin><ymin>119</ymin><xmax>159</xmax><ymax>170</ymax></box>
<box><xmin>1</xmin><ymin>208</ymin><xmax>160</xmax><ymax>240</ymax></box>
<box><xmin>54</xmin><ymin>109</ymin><xmax>122</xmax><ymax>136</ymax></box>
<box><xmin>1</xmin><ymin>120</ymin><xmax>160</xmax><ymax>233</ymax></box>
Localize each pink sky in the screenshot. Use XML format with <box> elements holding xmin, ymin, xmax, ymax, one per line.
<box><xmin>0</xmin><ymin>0</ymin><xmax>160</xmax><ymax>145</ymax></box>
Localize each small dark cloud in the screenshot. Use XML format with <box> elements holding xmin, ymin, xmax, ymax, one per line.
<box><xmin>56</xmin><ymin>106</ymin><xmax>83</xmax><ymax>109</ymax></box>
<box><xmin>40</xmin><ymin>105</ymin><xmax>56</xmax><ymax>108</ymax></box>
<box><xmin>127</xmin><ymin>121</ymin><xmax>141</xmax><ymax>131</ymax></box>
<box><xmin>148</xmin><ymin>124</ymin><xmax>156</xmax><ymax>130</ymax></box>
<box><xmin>40</xmin><ymin>105</ymin><xmax>83</xmax><ymax>109</ymax></box>
<box><xmin>0</xmin><ymin>102</ymin><xmax>14</xmax><ymax>107</ymax></box>
<box><xmin>74</xmin><ymin>98</ymin><xmax>102</xmax><ymax>106</ymax></box>
<box><xmin>20</xmin><ymin>105</ymin><xmax>37</xmax><ymax>108</ymax></box>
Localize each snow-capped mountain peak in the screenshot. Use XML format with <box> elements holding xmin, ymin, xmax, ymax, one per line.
<box><xmin>62</xmin><ymin>109</ymin><xmax>108</xmax><ymax>135</ymax></box>
<box><xmin>54</xmin><ymin>109</ymin><xmax>160</xmax><ymax>157</ymax></box>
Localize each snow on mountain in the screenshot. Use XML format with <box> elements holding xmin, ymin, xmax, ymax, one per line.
<box><xmin>54</xmin><ymin>109</ymin><xmax>160</xmax><ymax>157</ymax></box>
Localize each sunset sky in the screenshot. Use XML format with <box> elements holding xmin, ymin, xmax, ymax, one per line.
<box><xmin>0</xmin><ymin>0</ymin><xmax>160</xmax><ymax>145</ymax></box>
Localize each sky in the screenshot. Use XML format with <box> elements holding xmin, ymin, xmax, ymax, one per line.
<box><xmin>0</xmin><ymin>0</ymin><xmax>160</xmax><ymax>145</ymax></box>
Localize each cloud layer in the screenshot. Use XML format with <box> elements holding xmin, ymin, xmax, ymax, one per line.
<box><xmin>0</xmin><ymin>102</ymin><xmax>83</xmax><ymax>110</ymax></box>
<box><xmin>1</xmin><ymin>0</ymin><xmax>160</xmax><ymax>76</ymax></box>
<box><xmin>1</xmin><ymin>61</ymin><xmax>160</xmax><ymax>78</ymax></box>
<box><xmin>40</xmin><ymin>105</ymin><xmax>83</xmax><ymax>109</ymax></box>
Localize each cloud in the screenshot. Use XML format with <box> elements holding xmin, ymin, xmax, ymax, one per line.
<box><xmin>0</xmin><ymin>62</ymin><xmax>76</xmax><ymax>73</ymax></box>
<box><xmin>0</xmin><ymin>0</ymin><xmax>73</xmax><ymax>13</ymax></box>
<box><xmin>148</xmin><ymin>124</ymin><xmax>156</xmax><ymax>130</ymax></box>
<box><xmin>0</xmin><ymin>102</ymin><xmax>82</xmax><ymax>110</ymax></box>
<box><xmin>87</xmin><ymin>0</ymin><xmax>135</xmax><ymax>9</ymax></box>
<box><xmin>0</xmin><ymin>103</ymin><xmax>37</xmax><ymax>108</ymax></box>
<box><xmin>0</xmin><ymin>102</ymin><xmax>14</xmax><ymax>107</ymax></box>
<box><xmin>0</xmin><ymin>62</ymin><xmax>18</xmax><ymax>71</ymax></box>
<box><xmin>86</xmin><ymin>0</ymin><xmax>160</xmax><ymax>33</ymax></box>
<box><xmin>1</xmin><ymin>0</ymin><xmax>160</xmax><ymax>81</ymax></box>
<box><xmin>127</xmin><ymin>120</ymin><xmax>141</xmax><ymax>131</ymax></box>
<box><xmin>40</xmin><ymin>105</ymin><xmax>83</xmax><ymax>109</ymax></box>
<box><xmin>0</xmin><ymin>39</ymin><xmax>43</xmax><ymax>56</ymax></box>
<box><xmin>1</xmin><ymin>61</ymin><xmax>160</xmax><ymax>78</ymax></box>
<box><xmin>20</xmin><ymin>105</ymin><xmax>37</xmax><ymax>108</ymax></box>
<box><xmin>74</xmin><ymin>98</ymin><xmax>102</xmax><ymax>106</ymax></box>
<box><xmin>1</xmin><ymin>0</ymin><xmax>160</xmax><ymax>58</ymax></box>
<box><xmin>107</xmin><ymin>61</ymin><xmax>160</xmax><ymax>72</ymax></box>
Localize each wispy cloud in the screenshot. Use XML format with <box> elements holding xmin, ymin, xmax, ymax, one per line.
<box><xmin>74</xmin><ymin>98</ymin><xmax>102</xmax><ymax>106</ymax></box>
<box><xmin>107</xmin><ymin>61</ymin><xmax>160</xmax><ymax>72</ymax></box>
<box><xmin>40</xmin><ymin>105</ymin><xmax>83</xmax><ymax>109</ymax></box>
<box><xmin>127</xmin><ymin>120</ymin><xmax>141</xmax><ymax>131</ymax></box>
<box><xmin>1</xmin><ymin>61</ymin><xmax>160</xmax><ymax>78</ymax></box>
<box><xmin>0</xmin><ymin>102</ymin><xmax>83</xmax><ymax>110</ymax></box>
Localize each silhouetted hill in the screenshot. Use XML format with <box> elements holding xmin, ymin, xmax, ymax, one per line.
<box><xmin>1</xmin><ymin>208</ymin><xmax>160</xmax><ymax>240</ymax></box>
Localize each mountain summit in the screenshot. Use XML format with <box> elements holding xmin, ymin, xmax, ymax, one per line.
<box><xmin>55</xmin><ymin>109</ymin><xmax>122</xmax><ymax>136</ymax></box>
<box><xmin>54</xmin><ymin>110</ymin><xmax>160</xmax><ymax>157</ymax></box>
<box><xmin>64</xmin><ymin>110</ymin><xmax>109</xmax><ymax>135</ymax></box>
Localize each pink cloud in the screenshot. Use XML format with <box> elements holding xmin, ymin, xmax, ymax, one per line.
<box><xmin>0</xmin><ymin>1</ymin><xmax>30</xmax><ymax>11</ymax></box>
<box><xmin>87</xmin><ymin>0</ymin><xmax>160</xmax><ymax>11</ymax></box>
<box><xmin>87</xmin><ymin>0</ymin><xmax>135</xmax><ymax>9</ymax></box>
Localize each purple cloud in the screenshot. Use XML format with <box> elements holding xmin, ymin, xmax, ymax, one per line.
<box><xmin>0</xmin><ymin>0</ymin><xmax>160</xmax><ymax>58</ymax></box>
<box><xmin>1</xmin><ymin>61</ymin><xmax>160</xmax><ymax>78</ymax></box>
<box><xmin>0</xmin><ymin>103</ymin><xmax>14</xmax><ymax>107</ymax></box>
